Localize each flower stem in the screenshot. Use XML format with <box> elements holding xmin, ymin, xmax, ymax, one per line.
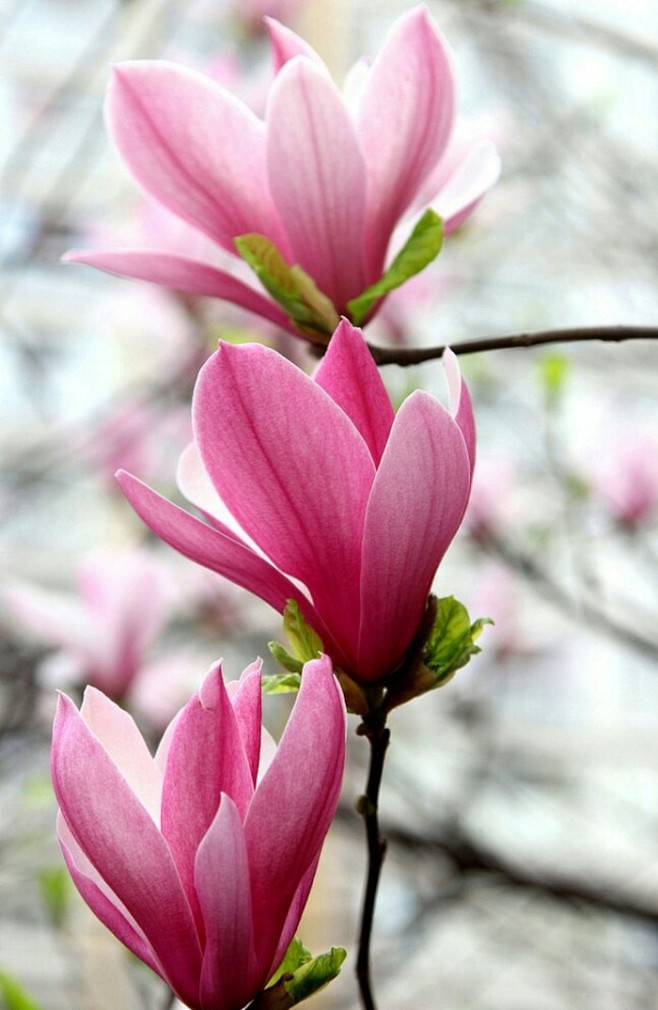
<box><xmin>355</xmin><ymin>712</ymin><xmax>390</xmax><ymax>1010</ymax></box>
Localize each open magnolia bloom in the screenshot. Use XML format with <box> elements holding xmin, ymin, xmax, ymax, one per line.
<box><xmin>66</xmin><ymin>5</ymin><xmax>500</xmax><ymax>342</ymax></box>
<box><xmin>52</xmin><ymin>656</ymin><xmax>346</xmax><ymax>1010</ymax></box>
<box><xmin>119</xmin><ymin>320</ymin><xmax>475</xmax><ymax>684</ymax></box>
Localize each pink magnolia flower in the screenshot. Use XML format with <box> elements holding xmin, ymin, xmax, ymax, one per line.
<box><xmin>118</xmin><ymin>320</ymin><xmax>475</xmax><ymax>683</ymax></box>
<box><xmin>66</xmin><ymin>6</ymin><xmax>500</xmax><ymax>339</ymax></box>
<box><xmin>52</xmin><ymin>655</ymin><xmax>346</xmax><ymax>1010</ymax></box>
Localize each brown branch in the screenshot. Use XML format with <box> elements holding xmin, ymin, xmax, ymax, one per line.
<box><xmin>368</xmin><ymin>325</ymin><xmax>658</xmax><ymax>367</ymax></box>
<box><xmin>355</xmin><ymin>713</ymin><xmax>390</xmax><ymax>1010</ymax></box>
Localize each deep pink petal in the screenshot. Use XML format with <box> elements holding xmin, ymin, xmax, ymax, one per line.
<box><xmin>229</xmin><ymin>661</ymin><xmax>263</xmax><ymax>786</ymax></box>
<box><xmin>196</xmin><ymin>795</ymin><xmax>261</xmax><ymax>1010</ymax></box>
<box><xmin>51</xmin><ymin>694</ymin><xmax>202</xmax><ymax>1006</ymax></box>
<box><xmin>58</xmin><ymin>815</ymin><xmax>163</xmax><ymax>980</ymax></box>
<box><xmin>193</xmin><ymin>343</ymin><xmax>374</xmax><ymax>661</ymax></box>
<box><xmin>266</xmin><ymin>57</ymin><xmax>368</xmax><ymax>310</ymax></box>
<box><xmin>357</xmin><ymin>392</ymin><xmax>472</xmax><ymax>680</ymax></box>
<box><xmin>118</xmin><ymin>471</ymin><xmax>308</xmax><ymax>617</ymax></box>
<box><xmin>64</xmin><ymin>249</ymin><xmax>295</xmax><ymax>332</ymax></box>
<box><xmin>266</xmin><ymin>17</ymin><xmax>323</xmax><ymax>71</ymax></box>
<box><xmin>313</xmin><ymin>319</ymin><xmax>394</xmax><ymax>466</ymax></box>
<box><xmin>269</xmin><ymin>853</ymin><xmax>320</xmax><ymax>976</ymax></box>
<box><xmin>244</xmin><ymin>655</ymin><xmax>346</xmax><ymax>968</ymax></box>
<box><xmin>357</xmin><ymin>7</ymin><xmax>455</xmax><ymax>274</ymax></box>
<box><xmin>118</xmin><ymin>470</ymin><xmax>350</xmax><ymax>667</ymax></box>
<box><xmin>107</xmin><ymin>62</ymin><xmax>290</xmax><ymax>256</ymax></box>
<box><xmin>160</xmin><ymin>664</ymin><xmax>254</xmax><ymax>933</ymax></box>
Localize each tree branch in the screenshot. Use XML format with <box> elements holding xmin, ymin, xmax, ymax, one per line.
<box><xmin>368</xmin><ymin>325</ymin><xmax>658</xmax><ymax>367</ymax></box>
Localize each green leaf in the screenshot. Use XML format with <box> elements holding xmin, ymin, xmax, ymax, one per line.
<box><xmin>37</xmin><ymin>866</ymin><xmax>69</xmax><ymax>928</ymax></box>
<box><xmin>267</xmin><ymin>938</ymin><xmax>313</xmax><ymax>989</ymax></box>
<box><xmin>283</xmin><ymin>948</ymin><xmax>347</xmax><ymax>1004</ymax></box>
<box><xmin>0</xmin><ymin>972</ymin><xmax>41</xmax><ymax>1010</ymax></box>
<box><xmin>424</xmin><ymin>596</ymin><xmax>492</xmax><ymax>688</ymax></box>
<box><xmin>347</xmin><ymin>209</ymin><xmax>443</xmax><ymax>325</ymax></box>
<box><xmin>235</xmin><ymin>234</ymin><xmax>339</xmax><ymax>340</ymax></box>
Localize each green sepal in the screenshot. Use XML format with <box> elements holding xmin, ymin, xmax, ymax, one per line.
<box><xmin>266</xmin><ymin>640</ymin><xmax>304</xmax><ymax>677</ymax></box>
<box><xmin>249</xmin><ymin>942</ymin><xmax>346</xmax><ymax>1010</ymax></box>
<box><xmin>424</xmin><ymin>595</ymin><xmax>492</xmax><ymax>687</ymax></box>
<box><xmin>267</xmin><ymin>601</ymin><xmax>324</xmax><ymax>685</ymax></box>
<box><xmin>0</xmin><ymin>972</ymin><xmax>42</xmax><ymax>1010</ymax></box>
<box><xmin>384</xmin><ymin>595</ymin><xmax>491</xmax><ymax>711</ymax></box>
<box><xmin>347</xmin><ymin>209</ymin><xmax>443</xmax><ymax>325</ymax></box>
<box><xmin>283</xmin><ymin>947</ymin><xmax>346</xmax><ymax>1004</ymax></box>
<box><xmin>261</xmin><ymin>668</ymin><xmax>302</xmax><ymax>694</ymax></box>
<box><xmin>267</xmin><ymin>938</ymin><xmax>313</xmax><ymax>988</ymax></box>
<box><xmin>235</xmin><ymin>234</ymin><xmax>339</xmax><ymax>342</ymax></box>
<box><xmin>283</xmin><ymin>600</ymin><xmax>323</xmax><ymax>662</ymax></box>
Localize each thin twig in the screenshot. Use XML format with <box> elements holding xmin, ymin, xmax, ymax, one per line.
<box><xmin>368</xmin><ymin>325</ymin><xmax>658</xmax><ymax>367</ymax></box>
<box><xmin>355</xmin><ymin>714</ymin><xmax>390</xmax><ymax>1010</ymax></box>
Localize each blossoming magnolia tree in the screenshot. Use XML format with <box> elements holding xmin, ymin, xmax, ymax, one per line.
<box><xmin>54</xmin><ymin>6</ymin><xmax>503</xmax><ymax>1010</ymax></box>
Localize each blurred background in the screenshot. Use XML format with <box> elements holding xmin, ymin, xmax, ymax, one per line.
<box><xmin>1</xmin><ymin>0</ymin><xmax>658</xmax><ymax>1008</ymax></box>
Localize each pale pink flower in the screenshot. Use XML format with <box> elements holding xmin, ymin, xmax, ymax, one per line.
<box><xmin>593</xmin><ymin>433</ymin><xmax>658</xmax><ymax>529</ymax></box>
<box><xmin>66</xmin><ymin>6</ymin><xmax>499</xmax><ymax>338</ymax></box>
<box><xmin>118</xmin><ymin>320</ymin><xmax>475</xmax><ymax>683</ymax></box>
<box><xmin>5</xmin><ymin>549</ymin><xmax>178</xmax><ymax>701</ymax></box>
<box><xmin>52</xmin><ymin>656</ymin><xmax>346</xmax><ymax>1010</ymax></box>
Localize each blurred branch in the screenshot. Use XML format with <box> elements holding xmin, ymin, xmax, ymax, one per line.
<box><xmin>482</xmin><ymin>0</ymin><xmax>658</xmax><ymax>67</ymax></box>
<box><xmin>369</xmin><ymin>325</ymin><xmax>658</xmax><ymax>367</ymax></box>
<box><xmin>387</xmin><ymin>819</ymin><xmax>658</xmax><ymax>928</ymax></box>
<box><xmin>483</xmin><ymin>534</ymin><xmax>658</xmax><ymax>661</ymax></box>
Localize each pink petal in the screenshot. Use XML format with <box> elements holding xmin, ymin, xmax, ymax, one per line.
<box><xmin>107</xmin><ymin>62</ymin><xmax>290</xmax><ymax>257</ymax></box>
<box><xmin>79</xmin><ymin>688</ymin><xmax>162</xmax><ymax>821</ymax></box>
<box><xmin>177</xmin><ymin>442</ymin><xmax>260</xmax><ymax>549</ymax></box>
<box><xmin>58</xmin><ymin>814</ymin><xmax>163</xmax><ymax>979</ymax></box>
<box><xmin>443</xmin><ymin>348</ymin><xmax>476</xmax><ymax>475</ymax></box>
<box><xmin>269</xmin><ymin>853</ymin><xmax>320</xmax><ymax>975</ymax></box>
<box><xmin>266</xmin><ymin>17</ymin><xmax>323</xmax><ymax>71</ymax></box>
<box><xmin>118</xmin><ymin>471</ymin><xmax>317</xmax><ymax>622</ymax></box>
<box><xmin>313</xmin><ymin>319</ymin><xmax>394</xmax><ymax>466</ymax></box>
<box><xmin>357</xmin><ymin>7</ymin><xmax>455</xmax><ymax>275</ymax></box>
<box><xmin>229</xmin><ymin>661</ymin><xmax>263</xmax><ymax>786</ymax></box>
<box><xmin>196</xmin><ymin>795</ymin><xmax>261</xmax><ymax>1010</ymax></box>
<box><xmin>51</xmin><ymin>694</ymin><xmax>202</xmax><ymax>1005</ymax></box>
<box><xmin>428</xmin><ymin>139</ymin><xmax>502</xmax><ymax>235</ymax></box>
<box><xmin>244</xmin><ymin>655</ymin><xmax>346</xmax><ymax>968</ymax></box>
<box><xmin>160</xmin><ymin>664</ymin><xmax>254</xmax><ymax>930</ymax></box>
<box><xmin>266</xmin><ymin>57</ymin><xmax>368</xmax><ymax>310</ymax></box>
<box><xmin>64</xmin><ymin>249</ymin><xmax>295</xmax><ymax>332</ymax></box>
<box><xmin>193</xmin><ymin>343</ymin><xmax>374</xmax><ymax>661</ymax></box>
<box><xmin>357</xmin><ymin>392</ymin><xmax>472</xmax><ymax>680</ymax></box>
